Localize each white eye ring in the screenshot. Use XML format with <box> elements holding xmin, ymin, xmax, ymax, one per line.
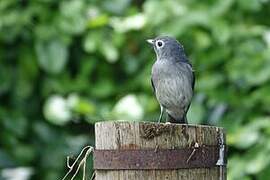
<box><xmin>156</xmin><ymin>40</ymin><xmax>164</xmax><ymax>48</ymax></box>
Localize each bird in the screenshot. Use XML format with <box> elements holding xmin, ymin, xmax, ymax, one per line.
<box><xmin>147</xmin><ymin>36</ymin><xmax>195</xmax><ymax>124</ymax></box>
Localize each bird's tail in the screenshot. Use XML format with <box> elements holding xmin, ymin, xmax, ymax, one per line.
<box><xmin>167</xmin><ymin>114</ymin><xmax>187</xmax><ymax>124</ymax></box>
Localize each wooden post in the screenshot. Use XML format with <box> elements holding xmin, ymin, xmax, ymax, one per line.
<box><xmin>94</xmin><ymin>121</ymin><xmax>226</xmax><ymax>180</ymax></box>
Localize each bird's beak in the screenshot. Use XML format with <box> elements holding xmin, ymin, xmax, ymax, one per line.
<box><xmin>146</xmin><ymin>39</ymin><xmax>154</xmax><ymax>45</ymax></box>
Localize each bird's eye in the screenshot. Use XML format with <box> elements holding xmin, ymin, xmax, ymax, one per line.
<box><xmin>156</xmin><ymin>40</ymin><xmax>164</xmax><ymax>48</ymax></box>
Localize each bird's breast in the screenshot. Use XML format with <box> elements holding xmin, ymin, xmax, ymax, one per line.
<box><xmin>151</xmin><ymin>61</ymin><xmax>193</xmax><ymax>108</ymax></box>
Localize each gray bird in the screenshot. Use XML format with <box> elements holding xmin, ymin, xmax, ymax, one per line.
<box><xmin>147</xmin><ymin>36</ymin><xmax>195</xmax><ymax>124</ymax></box>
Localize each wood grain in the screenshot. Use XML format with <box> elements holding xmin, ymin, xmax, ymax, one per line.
<box><xmin>95</xmin><ymin>121</ymin><xmax>226</xmax><ymax>180</ymax></box>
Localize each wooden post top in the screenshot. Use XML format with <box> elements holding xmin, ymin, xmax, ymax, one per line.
<box><xmin>94</xmin><ymin>121</ymin><xmax>226</xmax><ymax>180</ymax></box>
<box><xmin>95</xmin><ymin>121</ymin><xmax>225</xmax><ymax>149</ymax></box>
<box><xmin>95</xmin><ymin>120</ymin><xmax>224</xmax><ymax>129</ymax></box>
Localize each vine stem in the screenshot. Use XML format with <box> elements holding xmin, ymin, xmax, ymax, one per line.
<box><xmin>61</xmin><ymin>145</ymin><xmax>94</xmax><ymax>180</ymax></box>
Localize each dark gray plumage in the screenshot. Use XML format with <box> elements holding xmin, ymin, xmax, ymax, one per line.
<box><xmin>147</xmin><ymin>36</ymin><xmax>195</xmax><ymax>124</ymax></box>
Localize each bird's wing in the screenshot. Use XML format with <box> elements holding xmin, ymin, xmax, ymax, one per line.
<box><xmin>151</xmin><ymin>77</ymin><xmax>156</xmax><ymax>95</ymax></box>
<box><xmin>191</xmin><ymin>67</ymin><xmax>195</xmax><ymax>91</ymax></box>
<box><xmin>181</xmin><ymin>62</ymin><xmax>195</xmax><ymax>121</ymax></box>
<box><xmin>183</xmin><ymin>62</ymin><xmax>195</xmax><ymax>91</ymax></box>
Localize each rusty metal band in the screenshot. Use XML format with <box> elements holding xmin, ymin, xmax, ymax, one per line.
<box><xmin>94</xmin><ymin>146</ymin><xmax>223</xmax><ymax>170</ymax></box>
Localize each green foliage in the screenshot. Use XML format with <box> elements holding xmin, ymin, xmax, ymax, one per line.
<box><xmin>1</xmin><ymin>0</ymin><xmax>270</xmax><ymax>179</ymax></box>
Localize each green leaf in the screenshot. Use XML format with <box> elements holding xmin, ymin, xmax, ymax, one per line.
<box><xmin>101</xmin><ymin>0</ymin><xmax>131</xmax><ymax>14</ymax></box>
<box><xmin>237</xmin><ymin>0</ymin><xmax>262</xmax><ymax>11</ymax></box>
<box><xmin>110</xmin><ymin>14</ymin><xmax>146</xmax><ymax>33</ymax></box>
<box><xmin>67</xmin><ymin>94</ymin><xmax>96</xmax><ymax>115</ymax></box>
<box><xmin>57</xmin><ymin>0</ymin><xmax>87</xmax><ymax>34</ymax></box>
<box><xmin>229</xmin><ymin>128</ymin><xmax>260</xmax><ymax>149</ymax></box>
<box><xmin>228</xmin><ymin>117</ymin><xmax>270</xmax><ymax>149</ymax></box>
<box><xmin>35</xmin><ymin>39</ymin><xmax>68</xmax><ymax>74</ymax></box>
<box><xmin>83</xmin><ymin>32</ymin><xmax>100</xmax><ymax>53</ymax></box>
<box><xmin>113</xmin><ymin>94</ymin><xmax>144</xmax><ymax>120</ymax></box>
<box><xmin>100</xmin><ymin>41</ymin><xmax>119</xmax><ymax>63</ymax></box>
<box><xmin>187</xmin><ymin>101</ymin><xmax>205</xmax><ymax>124</ymax></box>
<box><xmin>43</xmin><ymin>95</ymin><xmax>71</xmax><ymax>125</ymax></box>
<box><xmin>88</xmin><ymin>14</ymin><xmax>109</xmax><ymax>28</ymax></box>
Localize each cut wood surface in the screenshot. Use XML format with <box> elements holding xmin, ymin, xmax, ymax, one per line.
<box><xmin>95</xmin><ymin>121</ymin><xmax>226</xmax><ymax>180</ymax></box>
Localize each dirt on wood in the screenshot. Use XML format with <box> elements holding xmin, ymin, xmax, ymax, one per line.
<box><xmin>139</xmin><ymin>123</ymin><xmax>176</xmax><ymax>139</ymax></box>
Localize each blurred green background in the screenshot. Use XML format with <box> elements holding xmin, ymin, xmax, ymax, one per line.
<box><xmin>1</xmin><ymin>0</ymin><xmax>270</xmax><ymax>179</ymax></box>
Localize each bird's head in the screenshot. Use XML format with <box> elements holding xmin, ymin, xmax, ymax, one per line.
<box><xmin>147</xmin><ymin>36</ymin><xmax>187</xmax><ymax>62</ymax></box>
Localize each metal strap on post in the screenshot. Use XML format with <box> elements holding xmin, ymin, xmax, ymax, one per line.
<box><xmin>94</xmin><ymin>145</ymin><xmax>226</xmax><ymax>170</ymax></box>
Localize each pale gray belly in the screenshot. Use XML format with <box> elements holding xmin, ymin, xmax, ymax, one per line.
<box><xmin>155</xmin><ymin>75</ymin><xmax>192</xmax><ymax>111</ymax></box>
<box><xmin>151</xmin><ymin>60</ymin><xmax>193</xmax><ymax>119</ymax></box>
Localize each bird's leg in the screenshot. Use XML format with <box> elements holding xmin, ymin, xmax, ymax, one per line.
<box><xmin>158</xmin><ymin>105</ymin><xmax>165</xmax><ymax>123</ymax></box>
<box><xmin>165</xmin><ymin>113</ymin><xmax>171</xmax><ymax>124</ymax></box>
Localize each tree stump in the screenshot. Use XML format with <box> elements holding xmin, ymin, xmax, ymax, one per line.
<box><xmin>94</xmin><ymin>121</ymin><xmax>226</xmax><ymax>180</ymax></box>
